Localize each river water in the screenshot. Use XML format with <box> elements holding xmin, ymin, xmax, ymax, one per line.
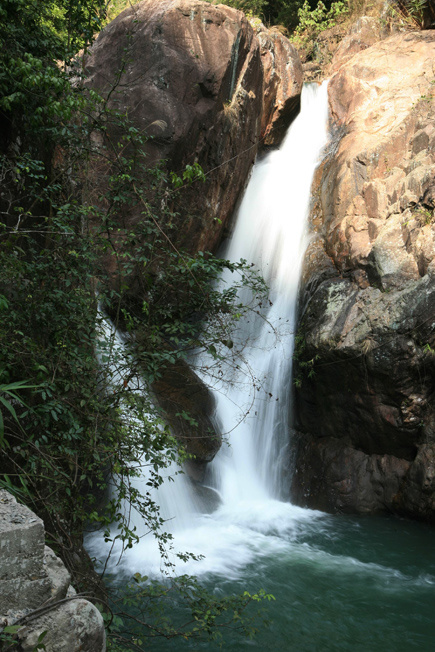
<box><xmin>87</xmin><ymin>83</ymin><xmax>435</xmax><ymax>650</ymax></box>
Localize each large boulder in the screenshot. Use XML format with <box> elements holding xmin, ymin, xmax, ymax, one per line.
<box><xmin>292</xmin><ymin>29</ymin><xmax>435</xmax><ymax>522</ymax></box>
<box><xmin>17</xmin><ymin>598</ymin><xmax>106</xmax><ymax>652</ymax></box>
<box><xmin>152</xmin><ymin>356</ymin><xmax>221</xmax><ymax>471</ymax></box>
<box><xmin>84</xmin><ymin>0</ymin><xmax>302</xmax><ymax>256</ymax></box>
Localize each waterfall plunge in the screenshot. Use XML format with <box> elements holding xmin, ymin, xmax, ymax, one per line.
<box><xmin>87</xmin><ymin>82</ymin><xmax>330</xmax><ymax>579</ymax></box>
<box><xmin>208</xmin><ymin>81</ymin><xmax>330</xmax><ymax>504</ymax></box>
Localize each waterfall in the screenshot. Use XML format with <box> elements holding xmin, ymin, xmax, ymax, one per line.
<box><xmin>84</xmin><ymin>83</ymin><xmax>435</xmax><ymax>652</ymax></box>
<box><xmin>207</xmin><ymin>81</ymin><xmax>330</xmax><ymax>503</ymax></box>
<box><xmin>87</xmin><ymin>82</ymin><xmax>330</xmax><ymax>578</ymax></box>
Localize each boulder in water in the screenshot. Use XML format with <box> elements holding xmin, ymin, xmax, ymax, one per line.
<box><xmin>152</xmin><ymin>357</ymin><xmax>221</xmax><ymax>465</ymax></box>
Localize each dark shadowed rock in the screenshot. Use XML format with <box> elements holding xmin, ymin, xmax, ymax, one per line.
<box><xmin>152</xmin><ymin>357</ymin><xmax>221</xmax><ymax>464</ymax></box>
<box><xmin>291</xmin><ymin>433</ymin><xmax>411</xmax><ymax>515</ymax></box>
<box><xmin>188</xmin><ymin>480</ymin><xmax>222</xmax><ymax>513</ymax></box>
<box><xmin>293</xmin><ymin>30</ymin><xmax>435</xmax><ymax>523</ymax></box>
<box><xmin>423</xmin><ymin>2</ymin><xmax>435</xmax><ymax>29</ymax></box>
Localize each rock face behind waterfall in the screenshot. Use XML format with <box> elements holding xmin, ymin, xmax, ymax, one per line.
<box><xmin>83</xmin><ymin>0</ymin><xmax>302</xmax><ymax>466</ymax></box>
<box><xmin>293</xmin><ymin>29</ymin><xmax>435</xmax><ymax>523</ymax></box>
<box><xmin>84</xmin><ymin>0</ymin><xmax>302</xmax><ymax>255</ymax></box>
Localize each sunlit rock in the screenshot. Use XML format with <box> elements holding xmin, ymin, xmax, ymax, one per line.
<box><xmin>84</xmin><ymin>0</ymin><xmax>302</xmax><ymax>258</ymax></box>
<box><xmin>294</xmin><ymin>28</ymin><xmax>435</xmax><ymax>522</ymax></box>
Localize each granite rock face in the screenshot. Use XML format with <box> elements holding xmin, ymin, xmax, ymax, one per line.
<box><xmin>17</xmin><ymin>599</ymin><xmax>106</xmax><ymax>652</ymax></box>
<box><xmin>0</xmin><ymin>491</ymin><xmax>105</xmax><ymax>651</ymax></box>
<box><xmin>257</xmin><ymin>24</ymin><xmax>303</xmax><ymax>147</ymax></box>
<box><xmin>84</xmin><ymin>0</ymin><xmax>302</xmax><ymax>257</ymax></box>
<box><xmin>292</xmin><ymin>29</ymin><xmax>435</xmax><ymax>522</ymax></box>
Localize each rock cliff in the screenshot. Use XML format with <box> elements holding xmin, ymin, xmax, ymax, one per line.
<box><xmin>0</xmin><ymin>491</ymin><xmax>105</xmax><ymax>651</ymax></box>
<box><xmin>83</xmin><ymin>0</ymin><xmax>302</xmax><ymax>467</ymax></box>
<box><xmin>292</xmin><ymin>27</ymin><xmax>435</xmax><ymax>522</ymax></box>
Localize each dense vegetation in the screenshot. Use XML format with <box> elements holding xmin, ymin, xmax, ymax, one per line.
<box><xmin>107</xmin><ymin>1</ymin><xmax>430</xmax><ymax>55</ymax></box>
<box><xmin>0</xmin><ymin>0</ymin><xmax>272</xmax><ymax>647</ymax></box>
<box><xmin>108</xmin><ymin>0</ymin><xmax>341</xmax><ymax>31</ymax></box>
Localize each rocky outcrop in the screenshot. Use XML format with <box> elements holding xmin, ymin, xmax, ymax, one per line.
<box><xmin>327</xmin><ymin>15</ymin><xmax>386</xmax><ymax>75</ymax></box>
<box><xmin>301</xmin><ymin>23</ymin><xmax>348</xmax><ymax>81</ymax></box>
<box><xmin>257</xmin><ymin>25</ymin><xmax>303</xmax><ymax>147</ymax></box>
<box><xmin>292</xmin><ymin>29</ymin><xmax>435</xmax><ymax>522</ymax></box>
<box><xmin>84</xmin><ymin>0</ymin><xmax>302</xmax><ymax>256</ymax></box>
<box><xmin>152</xmin><ymin>357</ymin><xmax>221</xmax><ymax>473</ymax></box>
<box><xmin>0</xmin><ymin>491</ymin><xmax>105</xmax><ymax>651</ymax></box>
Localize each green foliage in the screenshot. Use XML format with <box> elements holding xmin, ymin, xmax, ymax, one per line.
<box><xmin>397</xmin><ymin>0</ymin><xmax>428</xmax><ymax>27</ymax></box>
<box><xmin>170</xmin><ymin>162</ymin><xmax>206</xmax><ymax>189</ymax></box>
<box><xmin>413</xmin><ymin>206</ymin><xmax>433</xmax><ymax>226</ymax></box>
<box><xmin>0</xmin><ymin>0</ymin><xmax>271</xmax><ymax>646</ymax></box>
<box><xmin>107</xmin><ymin>0</ymin><xmax>349</xmax><ymax>38</ymax></box>
<box><xmin>296</xmin><ymin>0</ymin><xmax>348</xmax><ymax>32</ymax></box>
<box><xmin>203</xmin><ymin>0</ymin><xmax>307</xmax><ymax>32</ymax></box>
<box><xmin>220</xmin><ymin>0</ymin><xmax>270</xmax><ymax>17</ymax></box>
<box><xmin>384</xmin><ymin>1</ymin><xmax>429</xmax><ymax>30</ymax></box>
<box><xmin>105</xmin><ymin>0</ymin><xmax>141</xmax><ymax>21</ymax></box>
<box><xmin>291</xmin><ymin>0</ymin><xmax>349</xmax><ymax>58</ymax></box>
<box><xmin>103</xmin><ymin>574</ymin><xmax>274</xmax><ymax>650</ymax></box>
<box><xmin>0</xmin><ymin>625</ymin><xmax>47</xmax><ymax>650</ymax></box>
<box><xmin>0</xmin><ymin>381</ymin><xmax>38</xmax><ymax>444</ymax></box>
<box><xmin>292</xmin><ymin>326</ymin><xmax>319</xmax><ymax>387</ymax></box>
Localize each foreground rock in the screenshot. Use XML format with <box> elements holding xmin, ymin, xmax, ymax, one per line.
<box><xmin>0</xmin><ymin>491</ymin><xmax>105</xmax><ymax>651</ymax></box>
<box><xmin>292</xmin><ymin>29</ymin><xmax>435</xmax><ymax>522</ymax></box>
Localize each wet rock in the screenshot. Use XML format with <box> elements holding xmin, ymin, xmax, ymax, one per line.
<box><xmin>291</xmin><ymin>433</ymin><xmax>410</xmax><ymax>515</ymax></box>
<box><xmin>401</xmin><ymin>444</ymin><xmax>435</xmax><ymax>520</ymax></box>
<box><xmin>152</xmin><ymin>357</ymin><xmax>221</xmax><ymax>464</ymax></box>
<box><xmin>189</xmin><ymin>481</ymin><xmax>222</xmax><ymax>513</ymax></box>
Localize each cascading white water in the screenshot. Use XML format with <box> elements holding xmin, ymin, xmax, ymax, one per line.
<box><xmin>208</xmin><ymin>81</ymin><xmax>330</xmax><ymax>503</ymax></box>
<box><xmin>87</xmin><ymin>82</ymin><xmax>330</xmax><ymax>578</ymax></box>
